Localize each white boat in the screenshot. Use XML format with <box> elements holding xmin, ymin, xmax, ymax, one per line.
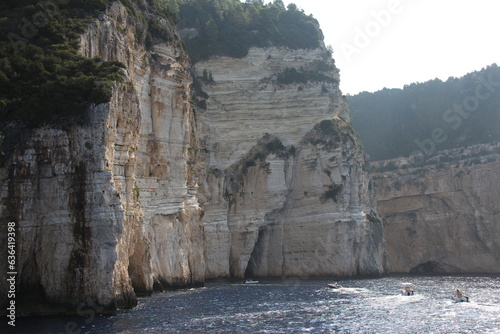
<box><xmin>244</xmin><ymin>279</ymin><xmax>259</xmax><ymax>284</ymax></box>
<box><xmin>401</xmin><ymin>282</ymin><xmax>414</xmax><ymax>295</ymax></box>
<box><xmin>327</xmin><ymin>283</ymin><xmax>342</xmax><ymax>289</ymax></box>
<box><xmin>452</xmin><ymin>289</ymin><xmax>469</xmax><ymax>302</ymax></box>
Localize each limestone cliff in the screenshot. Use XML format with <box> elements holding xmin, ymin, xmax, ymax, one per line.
<box><xmin>0</xmin><ymin>1</ymin><xmax>387</xmax><ymax>316</ymax></box>
<box><xmin>195</xmin><ymin>47</ymin><xmax>386</xmax><ymax>279</ymax></box>
<box><xmin>0</xmin><ymin>2</ymin><xmax>204</xmax><ymax>314</ymax></box>
<box><xmin>372</xmin><ymin>143</ymin><xmax>500</xmax><ymax>274</ymax></box>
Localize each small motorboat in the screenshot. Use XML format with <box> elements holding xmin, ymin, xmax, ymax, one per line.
<box><xmin>327</xmin><ymin>283</ymin><xmax>342</xmax><ymax>289</ymax></box>
<box><xmin>244</xmin><ymin>279</ymin><xmax>259</xmax><ymax>284</ymax></box>
<box><xmin>401</xmin><ymin>283</ymin><xmax>414</xmax><ymax>295</ymax></box>
<box><xmin>452</xmin><ymin>289</ymin><xmax>469</xmax><ymax>302</ymax></box>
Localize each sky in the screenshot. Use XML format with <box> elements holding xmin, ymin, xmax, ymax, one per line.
<box><xmin>282</xmin><ymin>0</ymin><xmax>500</xmax><ymax>95</ymax></box>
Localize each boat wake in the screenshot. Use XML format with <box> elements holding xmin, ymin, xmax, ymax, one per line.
<box><xmin>336</xmin><ymin>287</ymin><xmax>371</xmax><ymax>294</ymax></box>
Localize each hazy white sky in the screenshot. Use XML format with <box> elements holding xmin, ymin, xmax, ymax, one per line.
<box><xmin>283</xmin><ymin>0</ymin><xmax>500</xmax><ymax>95</ymax></box>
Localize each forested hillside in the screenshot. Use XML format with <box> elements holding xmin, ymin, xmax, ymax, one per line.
<box><xmin>349</xmin><ymin>64</ymin><xmax>500</xmax><ymax>161</ymax></box>
<box><xmin>178</xmin><ymin>0</ymin><xmax>324</xmax><ymax>63</ymax></box>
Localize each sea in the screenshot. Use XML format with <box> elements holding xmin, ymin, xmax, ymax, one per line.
<box><xmin>6</xmin><ymin>276</ymin><xmax>500</xmax><ymax>334</ymax></box>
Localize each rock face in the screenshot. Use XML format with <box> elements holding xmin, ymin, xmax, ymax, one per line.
<box><xmin>0</xmin><ymin>1</ymin><xmax>386</xmax><ymax>315</ymax></box>
<box><xmin>196</xmin><ymin>47</ymin><xmax>386</xmax><ymax>279</ymax></box>
<box><xmin>0</xmin><ymin>2</ymin><xmax>204</xmax><ymax>314</ymax></box>
<box><xmin>373</xmin><ymin>143</ymin><xmax>500</xmax><ymax>274</ymax></box>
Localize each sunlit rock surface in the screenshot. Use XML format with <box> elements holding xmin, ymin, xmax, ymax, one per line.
<box><xmin>196</xmin><ymin>47</ymin><xmax>386</xmax><ymax>279</ymax></box>
<box><xmin>372</xmin><ymin>142</ymin><xmax>500</xmax><ymax>274</ymax></box>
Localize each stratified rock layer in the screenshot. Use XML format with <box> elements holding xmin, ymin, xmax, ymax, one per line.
<box><xmin>196</xmin><ymin>47</ymin><xmax>386</xmax><ymax>279</ymax></box>
<box><xmin>372</xmin><ymin>143</ymin><xmax>500</xmax><ymax>274</ymax></box>
<box><xmin>0</xmin><ymin>2</ymin><xmax>204</xmax><ymax>314</ymax></box>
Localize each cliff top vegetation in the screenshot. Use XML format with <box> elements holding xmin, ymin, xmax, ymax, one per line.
<box><xmin>0</xmin><ymin>0</ymin><xmax>178</xmax><ymax>126</ymax></box>
<box><xmin>178</xmin><ymin>0</ymin><xmax>323</xmax><ymax>63</ymax></box>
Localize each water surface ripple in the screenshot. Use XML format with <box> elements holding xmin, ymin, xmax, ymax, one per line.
<box><xmin>10</xmin><ymin>276</ymin><xmax>500</xmax><ymax>333</ymax></box>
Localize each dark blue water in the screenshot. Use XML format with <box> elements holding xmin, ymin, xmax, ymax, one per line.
<box><xmin>7</xmin><ymin>276</ymin><xmax>500</xmax><ymax>333</ymax></box>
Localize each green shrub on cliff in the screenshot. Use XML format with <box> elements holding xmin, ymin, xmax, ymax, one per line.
<box><xmin>0</xmin><ymin>42</ymin><xmax>125</xmax><ymax>125</ymax></box>
<box><xmin>322</xmin><ymin>184</ymin><xmax>343</xmax><ymax>202</ymax></box>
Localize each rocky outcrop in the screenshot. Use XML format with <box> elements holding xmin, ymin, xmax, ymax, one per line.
<box><xmin>0</xmin><ymin>2</ymin><xmax>203</xmax><ymax>314</ymax></box>
<box><xmin>0</xmin><ymin>1</ymin><xmax>387</xmax><ymax>315</ymax></box>
<box><xmin>196</xmin><ymin>47</ymin><xmax>386</xmax><ymax>279</ymax></box>
<box><xmin>372</xmin><ymin>142</ymin><xmax>500</xmax><ymax>274</ymax></box>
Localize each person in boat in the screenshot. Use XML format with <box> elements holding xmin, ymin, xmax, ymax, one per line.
<box><xmin>455</xmin><ymin>289</ymin><xmax>463</xmax><ymax>299</ymax></box>
<box><xmin>402</xmin><ymin>283</ymin><xmax>414</xmax><ymax>295</ymax></box>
